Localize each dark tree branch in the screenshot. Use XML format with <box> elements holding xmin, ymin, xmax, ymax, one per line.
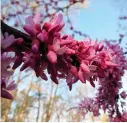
<box><xmin>1</xmin><ymin>20</ymin><xmax>32</xmax><ymax>42</ymax></box>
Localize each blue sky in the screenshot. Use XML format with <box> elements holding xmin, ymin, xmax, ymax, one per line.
<box><xmin>68</xmin><ymin>0</ymin><xmax>121</xmax><ymax>40</ymax></box>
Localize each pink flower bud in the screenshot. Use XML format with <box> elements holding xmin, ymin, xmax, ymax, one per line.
<box><xmin>98</xmin><ymin>42</ymin><xmax>104</xmax><ymax>51</ymax></box>
<box><xmin>47</xmin><ymin>51</ymin><xmax>57</xmax><ymax>63</ymax></box>
<box><xmin>32</xmin><ymin>39</ymin><xmax>40</xmax><ymax>53</ymax></box>
<box><xmin>37</xmin><ymin>30</ymin><xmax>48</xmax><ymax>42</ymax></box>
<box><xmin>70</xmin><ymin>66</ymin><xmax>78</xmax><ymax>77</ymax></box>
<box><xmin>53</xmin><ymin>38</ymin><xmax>60</xmax><ymax>51</ymax></box>
<box><xmin>23</xmin><ymin>25</ymin><xmax>38</xmax><ymax>37</ymax></box>
<box><xmin>60</xmin><ymin>39</ymin><xmax>73</xmax><ymax>45</ymax></box>
<box><xmin>80</xmin><ymin>63</ymin><xmax>90</xmax><ymax>74</ymax></box>
<box><xmin>105</xmin><ymin>61</ymin><xmax>118</xmax><ymax>67</ymax></box>
<box><xmin>78</xmin><ymin>69</ymin><xmax>86</xmax><ymax>83</ymax></box>
<box><xmin>65</xmin><ymin>48</ymin><xmax>75</xmax><ymax>55</ymax></box>
<box><xmin>48</xmin><ymin>24</ymin><xmax>59</xmax><ymax>35</ymax></box>
<box><xmin>43</xmin><ymin>22</ymin><xmax>51</xmax><ymax>30</ymax></box>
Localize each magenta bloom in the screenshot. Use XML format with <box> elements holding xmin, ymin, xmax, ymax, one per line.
<box><xmin>1</xmin><ymin>13</ymin><xmax>127</xmax><ymax>117</ymax></box>
<box><xmin>23</xmin><ymin>14</ymin><xmax>41</xmax><ymax>37</ymax></box>
<box><xmin>79</xmin><ymin>41</ymin><xmax>127</xmax><ymax>121</ymax></box>
<box><xmin>21</xmin><ymin>14</ymin><xmax>127</xmax><ymax>92</ymax></box>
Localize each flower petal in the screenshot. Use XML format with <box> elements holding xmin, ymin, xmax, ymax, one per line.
<box><xmin>80</xmin><ymin>63</ymin><xmax>90</xmax><ymax>74</ymax></box>
<box><xmin>105</xmin><ymin>61</ymin><xmax>118</xmax><ymax>67</ymax></box>
<box><xmin>37</xmin><ymin>30</ymin><xmax>48</xmax><ymax>42</ymax></box>
<box><xmin>47</xmin><ymin>51</ymin><xmax>57</xmax><ymax>63</ymax></box>
<box><xmin>48</xmin><ymin>24</ymin><xmax>59</xmax><ymax>35</ymax></box>
<box><xmin>57</xmin><ymin>46</ymin><xmax>66</xmax><ymax>55</ymax></box>
<box><xmin>55</xmin><ymin>14</ymin><xmax>63</xmax><ymax>25</ymax></box>
<box><xmin>25</xmin><ymin>16</ymin><xmax>34</xmax><ymax>25</ymax></box>
<box><xmin>53</xmin><ymin>38</ymin><xmax>60</xmax><ymax>51</ymax></box>
<box><xmin>65</xmin><ymin>48</ymin><xmax>75</xmax><ymax>55</ymax></box>
<box><xmin>78</xmin><ymin>69</ymin><xmax>86</xmax><ymax>83</ymax></box>
<box><xmin>33</xmin><ymin>14</ymin><xmax>40</xmax><ymax>24</ymax></box>
<box><xmin>89</xmin><ymin>65</ymin><xmax>97</xmax><ymax>71</ymax></box>
<box><xmin>23</xmin><ymin>25</ymin><xmax>37</xmax><ymax>36</ymax></box>
<box><xmin>70</xmin><ymin>66</ymin><xmax>78</xmax><ymax>77</ymax></box>
<box><xmin>60</xmin><ymin>39</ymin><xmax>73</xmax><ymax>45</ymax></box>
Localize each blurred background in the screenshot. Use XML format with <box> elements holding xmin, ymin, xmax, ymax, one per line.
<box><xmin>1</xmin><ymin>0</ymin><xmax>127</xmax><ymax>121</ymax></box>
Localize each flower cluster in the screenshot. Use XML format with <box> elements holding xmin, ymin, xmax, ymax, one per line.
<box><xmin>2</xmin><ymin>14</ymin><xmax>125</xmax><ymax>90</ymax></box>
<box><xmin>79</xmin><ymin>41</ymin><xmax>127</xmax><ymax>121</ymax></box>
<box><xmin>1</xmin><ymin>13</ymin><xmax>127</xmax><ymax>116</ymax></box>
<box><xmin>79</xmin><ymin>97</ymin><xmax>100</xmax><ymax>117</ymax></box>
<box><xmin>20</xmin><ymin>14</ymin><xmax>123</xmax><ymax>91</ymax></box>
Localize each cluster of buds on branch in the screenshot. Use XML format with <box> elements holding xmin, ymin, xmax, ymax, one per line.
<box><xmin>1</xmin><ymin>13</ymin><xmax>127</xmax><ymax>121</ymax></box>
<box><xmin>79</xmin><ymin>41</ymin><xmax>127</xmax><ymax>121</ymax></box>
